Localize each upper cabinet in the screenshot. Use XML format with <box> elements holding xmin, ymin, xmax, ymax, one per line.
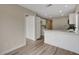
<box><xmin>69</xmin><ymin>13</ymin><xmax>76</xmax><ymax>24</ymax></box>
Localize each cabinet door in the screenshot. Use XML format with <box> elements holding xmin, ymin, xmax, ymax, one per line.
<box><xmin>47</xmin><ymin>20</ymin><xmax>53</xmax><ymax>30</ymax></box>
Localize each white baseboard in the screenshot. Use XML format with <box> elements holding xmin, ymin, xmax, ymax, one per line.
<box><xmin>0</xmin><ymin>43</ymin><xmax>26</xmax><ymax>55</ymax></box>
<box><xmin>26</xmin><ymin>37</ymin><xmax>36</xmax><ymax>41</ymax></box>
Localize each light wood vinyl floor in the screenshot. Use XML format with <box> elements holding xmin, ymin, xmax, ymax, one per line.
<box><xmin>6</xmin><ymin>39</ymin><xmax>78</xmax><ymax>55</ymax></box>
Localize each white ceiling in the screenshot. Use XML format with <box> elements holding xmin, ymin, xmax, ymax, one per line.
<box><xmin>19</xmin><ymin>4</ymin><xmax>76</xmax><ymax>19</ymax></box>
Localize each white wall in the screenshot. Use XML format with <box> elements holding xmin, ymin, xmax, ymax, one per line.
<box><xmin>26</xmin><ymin>15</ymin><xmax>36</xmax><ymax>40</ymax></box>
<box><xmin>0</xmin><ymin>5</ymin><xmax>35</xmax><ymax>54</ymax></box>
<box><xmin>53</xmin><ymin>17</ymin><xmax>68</xmax><ymax>30</ymax></box>
<box><xmin>35</xmin><ymin>16</ymin><xmax>41</xmax><ymax>39</ymax></box>
<box><xmin>26</xmin><ymin>15</ymin><xmax>41</xmax><ymax>41</ymax></box>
